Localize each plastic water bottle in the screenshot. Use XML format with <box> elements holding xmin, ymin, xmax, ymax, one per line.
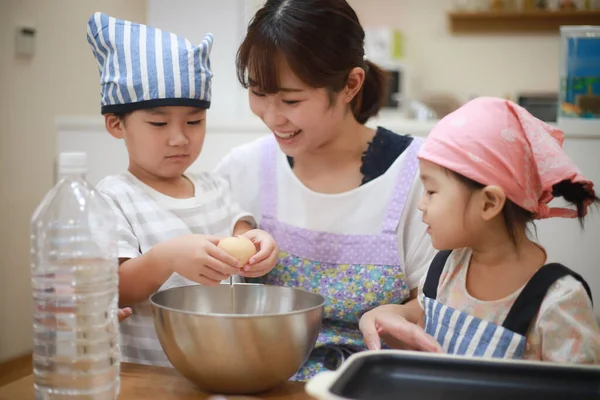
<box><xmin>30</xmin><ymin>152</ymin><xmax>120</xmax><ymax>399</ymax></box>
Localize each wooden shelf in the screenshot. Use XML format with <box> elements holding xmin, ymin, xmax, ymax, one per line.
<box><xmin>449</xmin><ymin>10</ymin><xmax>600</xmax><ymax>33</ymax></box>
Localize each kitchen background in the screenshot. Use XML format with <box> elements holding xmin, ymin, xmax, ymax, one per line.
<box><xmin>1</xmin><ymin>0</ymin><xmax>599</xmax><ymax>364</ymax></box>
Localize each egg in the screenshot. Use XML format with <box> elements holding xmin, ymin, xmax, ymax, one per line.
<box><xmin>217</xmin><ymin>235</ymin><xmax>257</xmax><ymax>265</ymax></box>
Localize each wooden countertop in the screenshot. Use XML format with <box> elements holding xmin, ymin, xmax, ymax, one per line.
<box><xmin>0</xmin><ymin>362</ymin><xmax>313</xmax><ymax>400</ymax></box>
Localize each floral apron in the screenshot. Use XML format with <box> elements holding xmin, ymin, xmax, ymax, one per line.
<box><xmin>254</xmin><ymin>137</ymin><xmax>422</xmax><ymax>381</ymax></box>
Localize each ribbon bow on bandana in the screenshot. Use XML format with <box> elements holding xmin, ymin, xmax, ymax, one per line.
<box><xmin>418</xmin><ymin>97</ymin><xmax>595</xmax><ymax>219</ymax></box>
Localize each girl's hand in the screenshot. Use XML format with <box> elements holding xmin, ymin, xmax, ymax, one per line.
<box><xmin>360</xmin><ymin>304</ymin><xmax>443</xmax><ymax>353</ymax></box>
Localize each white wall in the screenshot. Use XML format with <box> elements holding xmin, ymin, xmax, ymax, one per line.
<box><xmin>147</xmin><ymin>0</ymin><xmax>260</xmax><ymax>122</ymax></box>
<box><xmin>0</xmin><ymin>0</ymin><xmax>147</xmax><ymax>363</ymax></box>
<box><xmin>0</xmin><ymin>0</ymin><xmax>8</xmax><ymax>365</ymax></box>
<box><xmin>349</xmin><ymin>0</ymin><xmax>561</xmax><ymax>101</ymax></box>
<box><xmin>145</xmin><ymin>0</ymin><xmax>565</xmax><ymax>114</ymax></box>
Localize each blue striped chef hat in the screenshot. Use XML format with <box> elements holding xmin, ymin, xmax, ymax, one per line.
<box><xmin>86</xmin><ymin>12</ymin><xmax>213</xmax><ymax>114</ymax></box>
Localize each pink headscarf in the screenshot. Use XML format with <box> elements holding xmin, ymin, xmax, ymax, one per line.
<box><xmin>418</xmin><ymin>97</ymin><xmax>594</xmax><ymax>219</ymax></box>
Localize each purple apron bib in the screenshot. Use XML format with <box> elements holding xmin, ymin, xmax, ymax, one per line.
<box><xmin>255</xmin><ymin>136</ymin><xmax>422</xmax><ymax>380</ymax></box>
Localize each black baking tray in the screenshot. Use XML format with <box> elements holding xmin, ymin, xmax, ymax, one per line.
<box><xmin>329</xmin><ymin>352</ymin><xmax>600</xmax><ymax>400</ymax></box>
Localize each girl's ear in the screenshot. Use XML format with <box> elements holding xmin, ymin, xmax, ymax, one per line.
<box><xmin>478</xmin><ymin>185</ymin><xmax>506</xmax><ymax>221</ymax></box>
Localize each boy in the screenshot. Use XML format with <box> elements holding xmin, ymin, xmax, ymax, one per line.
<box><xmin>87</xmin><ymin>12</ymin><xmax>278</xmax><ymax>366</ymax></box>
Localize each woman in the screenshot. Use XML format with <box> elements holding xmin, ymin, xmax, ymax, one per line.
<box><xmin>214</xmin><ymin>0</ymin><xmax>435</xmax><ymax>380</ymax></box>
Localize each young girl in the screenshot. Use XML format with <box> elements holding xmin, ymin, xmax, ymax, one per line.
<box><xmin>360</xmin><ymin>97</ymin><xmax>600</xmax><ymax>363</ymax></box>
<box><xmin>215</xmin><ymin>0</ymin><xmax>435</xmax><ymax>380</ymax></box>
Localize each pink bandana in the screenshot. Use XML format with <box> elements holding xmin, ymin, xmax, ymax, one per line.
<box><xmin>418</xmin><ymin>97</ymin><xmax>594</xmax><ymax>219</ymax></box>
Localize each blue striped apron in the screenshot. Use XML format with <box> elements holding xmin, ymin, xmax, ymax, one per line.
<box><xmin>423</xmin><ymin>297</ymin><xmax>526</xmax><ymax>358</ymax></box>
<box><xmin>422</xmin><ymin>250</ymin><xmax>593</xmax><ymax>359</ymax></box>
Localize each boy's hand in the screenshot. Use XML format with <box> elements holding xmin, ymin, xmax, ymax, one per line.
<box><xmin>238</xmin><ymin>229</ymin><xmax>279</xmax><ymax>278</ymax></box>
<box><xmin>156</xmin><ymin>234</ymin><xmax>241</xmax><ymax>285</ymax></box>
<box><xmin>359</xmin><ymin>304</ymin><xmax>443</xmax><ymax>353</ymax></box>
<box><xmin>118</xmin><ymin>307</ymin><xmax>132</xmax><ymax>323</ymax></box>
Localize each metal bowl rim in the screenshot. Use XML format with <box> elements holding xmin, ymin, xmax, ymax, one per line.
<box><xmin>149</xmin><ymin>283</ymin><xmax>326</xmax><ymax>318</ymax></box>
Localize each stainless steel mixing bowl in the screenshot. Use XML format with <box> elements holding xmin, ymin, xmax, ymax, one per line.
<box><xmin>150</xmin><ymin>283</ymin><xmax>325</xmax><ymax>394</ymax></box>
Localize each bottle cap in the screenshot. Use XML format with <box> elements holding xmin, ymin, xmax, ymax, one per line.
<box><xmin>58</xmin><ymin>152</ymin><xmax>87</xmax><ymax>175</ymax></box>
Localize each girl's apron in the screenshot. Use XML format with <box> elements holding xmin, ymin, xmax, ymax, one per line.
<box><xmin>422</xmin><ymin>250</ymin><xmax>593</xmax><ymax>359</ymax></box>
<box><xmin>255</xmin><ymin>137</ymin><xmax>422</xmax><ymax>381</ymax></box>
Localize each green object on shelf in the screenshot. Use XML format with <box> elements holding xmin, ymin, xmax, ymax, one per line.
<box><xmin>393</xmin><ymin>30</ymin><xmax>404</xmax><ymax>59</ymax></box>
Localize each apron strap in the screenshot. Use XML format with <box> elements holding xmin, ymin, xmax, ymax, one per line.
<box><xmin>381</xmin><ymin>137</ymin><xmax>423</xmax><ymax>234</ymax></box>
<box><xmin>502</xmin><ymin>263</ymin><xmax>593</xmax><ymax>337</ymax></box>
<box><xmin>259</xmin><ymin>137</ymin><xmax>279</xmax><ymax>219</ymax></box>
<box><xmin>422</xmin><ymin>250</ymin><xmax>452</xmax><ymax>299</ymax></box>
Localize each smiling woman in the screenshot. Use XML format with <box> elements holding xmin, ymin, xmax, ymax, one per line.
<box><xmin>236</xmin><ymin>0</ymin><xmax>387</xmax><ymax>127</ymax></box>
<box><xmin>214</xmin><ymin>0</ymin><xmax>436</xmax><ymax>382</ymax></box>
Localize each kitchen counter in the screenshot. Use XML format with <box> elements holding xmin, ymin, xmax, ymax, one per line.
<box><xmin>0</xmin><ymin>363</ymin><xmax>313</xmax><ymax>400</ymax></box>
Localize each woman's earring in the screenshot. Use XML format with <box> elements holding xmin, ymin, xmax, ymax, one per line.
<box><xmin>346</xmin><ymin>96</ymin><xmax>351</xmax><ymax>102</ymax></box>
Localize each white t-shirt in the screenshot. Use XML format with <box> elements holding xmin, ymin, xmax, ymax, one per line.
<box><xmin>214</xmin><ymin>135</ymin><xmax>435</xmax><ymax>290</ymax></box>
<box><xmin>97</xmin><ymin>171</ymin><xmax>255</xmax><ymax>366</ymax></box>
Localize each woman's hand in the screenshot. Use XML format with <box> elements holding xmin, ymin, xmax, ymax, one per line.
<box><xmin>238</xmin><ymin>229</ymin><xmax>279</xmax><ymax>278</ymax></box>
